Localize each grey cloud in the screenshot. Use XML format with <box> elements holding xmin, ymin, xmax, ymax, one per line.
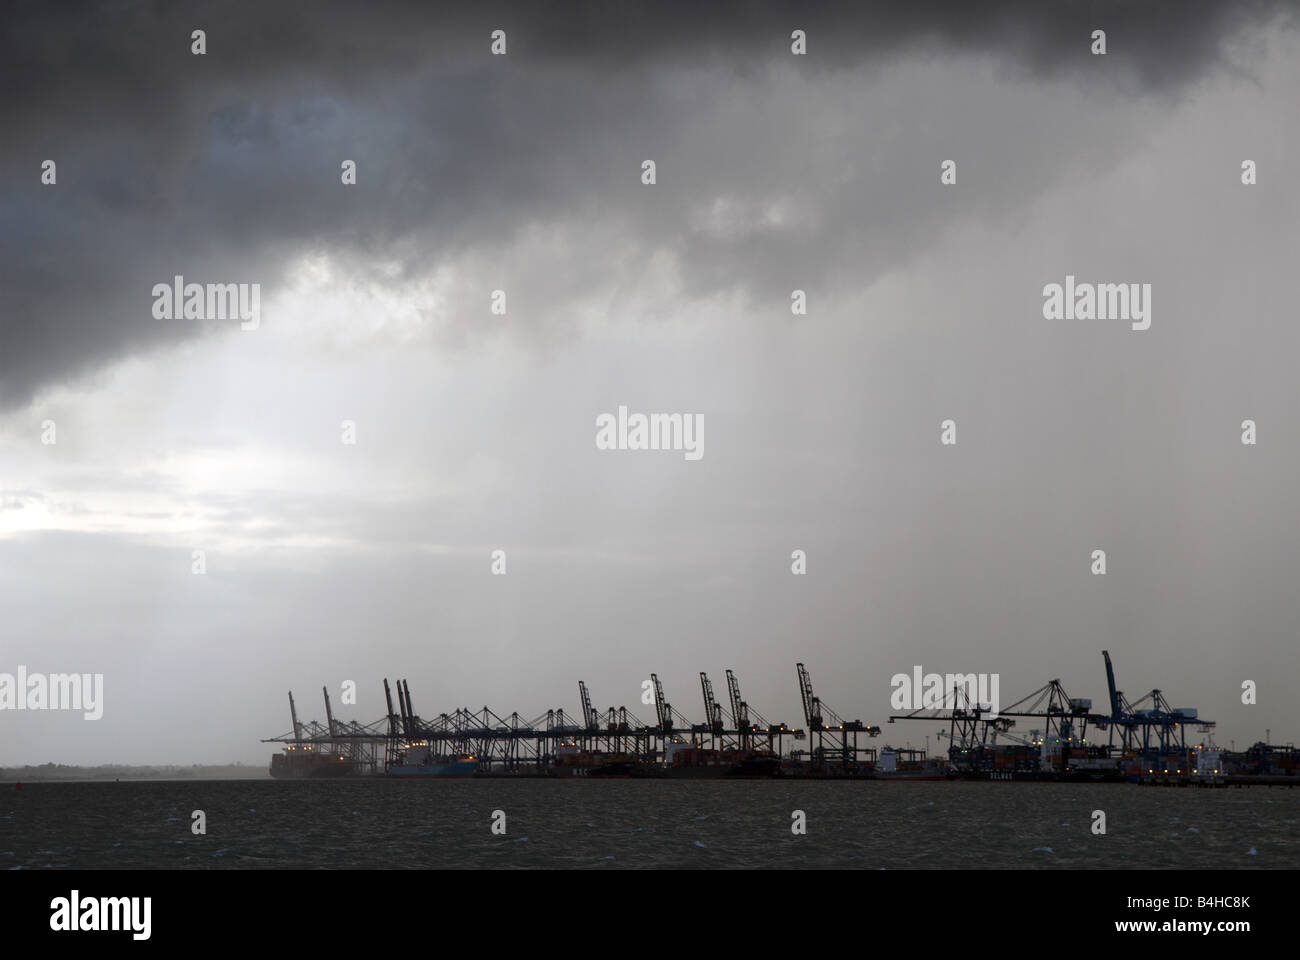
<box><xmin>1</xmin><ymin>1</ymin><xmax>1294</xmax><ymax>408</ymax></box>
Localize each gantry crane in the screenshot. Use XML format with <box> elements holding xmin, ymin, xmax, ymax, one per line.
<box><xmin>889</xmin><ymin>679</ymin><xmax>1003</xmax><ymax>768</ymax></box>
<box><xmin>288</xmin><ymin>691</ymin><xmax>303</xmax><ymax>743</ymax></box>
<box><xmin>1102</xmin><ymin>650</ymin><xmax>1214</xmax><ymax>761</ymax></box>
<box><xmin>698</xmin><ymin>672</ymin><xmax>725</xmax><ymax>748</ymax></box>
<box><xmin>726</xmin><ymin>668</ymin><xmax>796</xmax><ymax>755</ymax></box>
<box><xmin>579</xmin><ymin>680</ymin><xmax>599</xmax><ymax>734</ymax></box>
<box><xmin>650</xmin><ymin>673</ymin><xmax>673</xmax><ymax>739</ymax></box>
<box><xmin>796</xmin><ymin>662</ymin><xmax>880</xmax><ymax>771</ymax></box>
<box><xmin>323</xmin><ymin>686</ymin><xmax>337</xmax><ymax>738</ymax></box>
<box><xmin>726</xmin><ymin>669</ymin><xmax>750</xmax><ymax>749</ymax></box>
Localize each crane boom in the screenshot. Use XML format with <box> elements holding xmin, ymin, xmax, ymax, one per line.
<box><xmin>399</xmin><ymin>679</ymin><xmax>415</xmax><ymax>738</ymax></box>
<box><xmin>650</xmin><ymin>673</ymin><xmax>672</xmax><ymax>735</ymax></box>
<box><xmin>726</xmin><ymin>669</ymin><xmax>751</xmax><ymax>748</ymax></box>
<box><xmin>579</xmin><ymin>681</ymin><xmax>598</xmax><ymax>731</ymax></box>
<box><xmin>322</xmin><ymin>685</ymin><xmax>336</xmax><ymax>737</ymax></box>
<box><xmin>796</xmin><ymin>663</ymin><xmax>821</xmax><ymax>730</ymax></box>
<box><xmin>725</xmin><ymin>670</ymin><xmax>745</xmax><ymax>728</ymax></box>
<box><xmin>700</xmin><ymin>672</ymin><xmax>724</xmax><ymax>738</ymax></box>
<box><xmin>383</xmin><ymin>678</ymin><xmax>400</xmax><ymax>739</ymax></box>
<box><xmin>699</xmin><ymin>672</ymin><xmax>714</xmax><ymax>729</ymax></box>
<box><xmin>1102</xmin><ymin>650</ymin><xmax>1123</xmax><ymax>721</ymax></box>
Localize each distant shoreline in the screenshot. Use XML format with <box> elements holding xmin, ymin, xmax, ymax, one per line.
<box><xmin>1</xmin><ymin>764</ymin><xmax>269</xmax><ymax>782</ymax></box>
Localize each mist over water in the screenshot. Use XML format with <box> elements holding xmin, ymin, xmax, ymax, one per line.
<box><xmin>3</xmin><ymin>780</ymin><xmax>1295</xmax><ymax>869</ymax></box>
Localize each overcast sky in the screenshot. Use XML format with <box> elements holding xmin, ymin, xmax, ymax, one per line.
<box><xmin>2</xmin><ymin>1</ymin><xmax>1298</xmax><ymax>765</ymax></box>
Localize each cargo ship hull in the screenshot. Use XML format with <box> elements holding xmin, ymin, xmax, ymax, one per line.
<box><xmin>872</xmin><ymin>770</ymin><xmax>953</xmax><ymax>781</ymax></box>
<box><xmin>269</xmin><ymin>752</ymin><xmax>358</xmax><ymax>778</ymax></box>
<box><xmin>386</xmin><ymin>744</ymin><xmax>478</xmax><ymax>777</ymax></box>
<box><xmin>386</xmin><ymin>760</ymin><xmax>478</xmax><ymax>777</ymax></box>
<box><xmin>660</xmin><ymin>745</ymin><xmax>782</xmax><ymax>778</ymax></box>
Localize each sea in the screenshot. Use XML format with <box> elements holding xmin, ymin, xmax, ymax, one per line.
<box><xmin>2</xmin><ymin>779</ymin><xmax>1295</xmax><ymax>869</ymax></box>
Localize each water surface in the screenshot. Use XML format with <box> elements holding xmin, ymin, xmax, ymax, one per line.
<box><xmin>2</xmin><ymin>779</ymin><xmax>1294</xmax><ymax>869</ymax></box>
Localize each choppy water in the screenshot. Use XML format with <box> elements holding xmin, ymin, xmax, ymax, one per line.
<box><xmin>2</xmin><ymin>779</ymin><xmax>1295</xmax><ymax>869</ymax></box>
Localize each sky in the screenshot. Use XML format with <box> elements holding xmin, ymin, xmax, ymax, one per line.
<box><xmin>2</xmin><ymin>1</ymin><xmax>1298</xmax><ymax>765</ymax></box>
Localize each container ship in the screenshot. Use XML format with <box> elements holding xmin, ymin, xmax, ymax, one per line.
<box><xmin>549</xmin><ymin>742</ymin><xmax>644</xmax><ymax>777</ymax></box>
<box><xmin>945</xmin><ymin>734</ymin><xmax>1126</xmax><ymax>782</ymax></box>
<box><xmin>269</xmin><ymin>745</ymin><xmax>358</xmax><ymax>778</ymax></box>
<box><xmin>267</xmin><ymin>690</ymin><xmax>371</xmax><ymax>777</ymax></box>
<box><xmin>385</xmin><ymin>743</ymin><xmax>478</xmax><ymax>777</ymax></box>
<box><xmin>873</xmin><ymin>747</ymin><xmax>952</xmax><ymax>780</ymax></box>
<box><xmin>1131</xmin><ymin>741</ymin><xmax>1300</xmax><ymax>786</ymax></box>
<box><xmin>547</xmin><ymin>740</ymin><xmax>782</xmax><ymax>777</ymax></box>
<box><xmin>660</xmin><ymin>740</ymin><xmax>782</xmax><ymax>778</ymax></box>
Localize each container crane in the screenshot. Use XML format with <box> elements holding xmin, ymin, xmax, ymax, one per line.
<box><xmin>726</xmin><ymin>668</ymin><xmax>796</xmax><ymax>754</ymax></box>
<box><xmin>650</xmin><ymin>673</ymin><xmax>674</xmax><ymax>739</ymax></box>
<box><xmin>726</xmin><ymin>669</ymin><xmax>750</xmax><ymax>749</ymax></box>
<box><xmin>323</xmin><ymin>685</ymin><xmax>337</xmax><ymax>738</ymax></box>
<box><xmin>699</xmin><ymin>672</ymin><xmax>724</xmax><ymax>747</ymax></box>
<box><xmin>578</xmin><ymin>681</ymin><xmax>599</xmax><ymax>735</ymax></box>
<box><xmin>1102</xmin><ymin>651</ymin><xmax>1214</xmax><ymax>762</ymax></box>
<box><xmin>288</xmin><ymin>691</ymin><xmax>303</xmax><ymax>743</ymax></box>
<box><xmin>795</xmin><ymin>662</ymin><xmax>879</xmax><ymax>771</ymax></box>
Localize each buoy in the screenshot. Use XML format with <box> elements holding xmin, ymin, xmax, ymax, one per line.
<box><xmin>14</xmin><ymin>782</ymin><xmax>21</xmax><ymax>791</ymax></box>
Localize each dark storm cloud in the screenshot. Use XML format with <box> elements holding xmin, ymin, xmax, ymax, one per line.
<box><xmin>0</xmin><ymin>0</ymin><xmax>1292</xmax><ymax>408</ymax></box>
